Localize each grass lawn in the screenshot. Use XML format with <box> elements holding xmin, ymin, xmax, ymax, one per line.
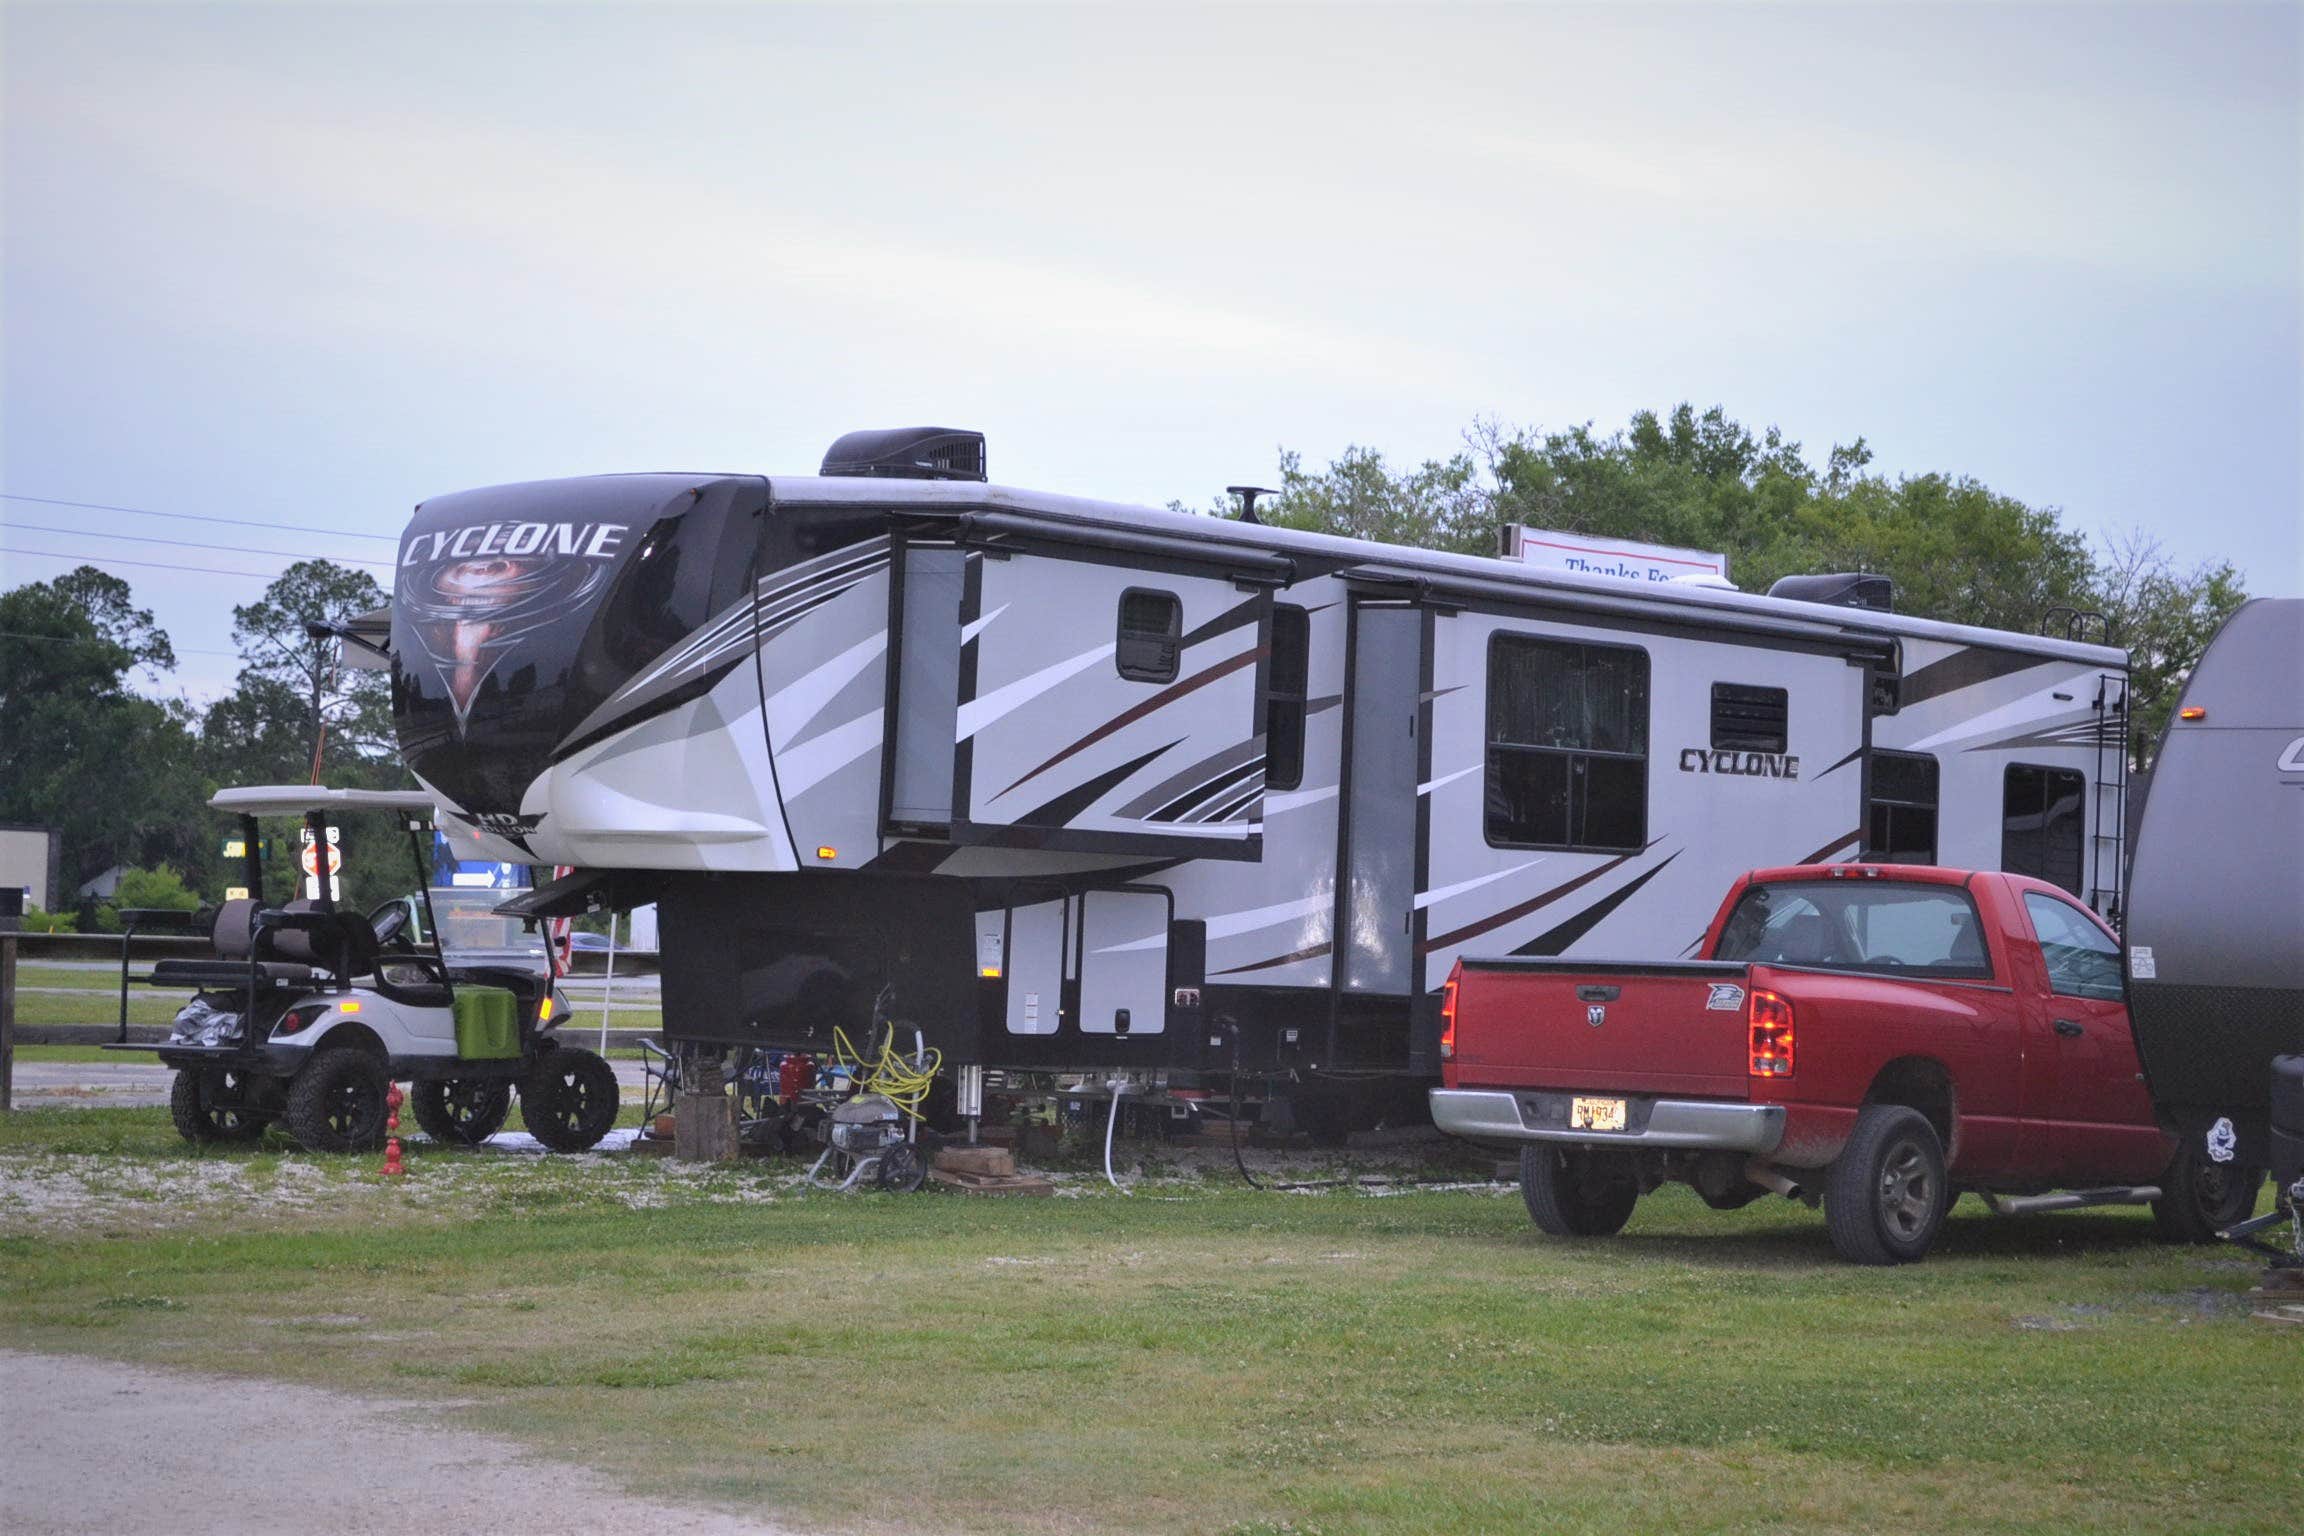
<box><xmin>1</xmin><ymin>1105</ymin><xmax>2297</xmax><ymax>1536</ymax></box>
<box><xmin>8</xmin><ymin>990</ymin><xmax>180</xmax><ymax>1029</ymax></box>
<box><xmin>7</xmin><ymin>1043</ymin><xmax>133</xmax><ymax>1065</ymax></box>
<box><xmin>15</xmin><ymin>962</ymin><xmax>131</xmax><ymax>992</ymax></box>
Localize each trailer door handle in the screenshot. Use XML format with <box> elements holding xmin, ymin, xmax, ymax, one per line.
<box><xmin>2053</xmin><ymin>1018</ymin><xmax>2085</xmax><ymax>1038</ymax></box>
<box><xmin>1576</xmin><ymin>985</ymin><xmax>1621</xmax><ymax>1003</ymax></box>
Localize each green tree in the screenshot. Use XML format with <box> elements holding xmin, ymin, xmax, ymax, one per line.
<box><xmin>1258</xmin><ymin>444</ymin><xmax>1497</xmax><ymax>556</ymax></box>
<box><xmin>210</xmin><ymin>559</ymin><xmax>393</xmax><ymax>781</ymax></box>
<box><xmin>2091</xmin><ymin>531</ymin><xmax>2249</xmax><ymax>768</ymax></box>
<box><xmin>88</xmin><ymin>864</ymin><xmax>204</xmax><ymax>932</ymax></box>
<box><xmin>0</xmin><ymin>567</ymin><xmax>210</xmax><ymax>890</ymax></box>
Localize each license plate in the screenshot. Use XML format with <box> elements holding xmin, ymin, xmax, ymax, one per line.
<box><xmin>1570</xmin><ymin>1096</ymin><xmax>1627</xmax><ymax>1132</ymax></box>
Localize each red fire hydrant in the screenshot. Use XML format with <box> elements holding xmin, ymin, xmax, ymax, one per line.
<box><xmin>381</xmin><ymin>1083</ymin><xmax>406</xmax><ymax>1178</ymax></box>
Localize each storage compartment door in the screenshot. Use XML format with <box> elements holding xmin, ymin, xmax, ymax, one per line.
<box><xmin>1078</xmin><ymin>888</ymin><xmax>1169</xmax><ymax>1036</ymax></box>
<box><xmin>1001</xmin><ymin>899</ymin><xmax>1065</xmax><ymax>1037</ymax></box>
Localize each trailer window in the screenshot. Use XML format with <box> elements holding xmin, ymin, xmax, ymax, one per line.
<box><xmin>1711</xmin><ymin>682</ymin><xmax>1788</xmax><ymax>753</ymax></box>
<box><xmin>2022</xmin><ymin>892</ymin><xmax>2124</xmax><ymax>1002</ymax></box>
<box><xmin>1485</xmin><ymin>635</ymin><xmax>1648</xmax><ymax>851</ymax></box>
<box><xmin>1716</xmin><ymin>880</ymin><xmax>1992</xmax><ymax>980</ymax></box>
<box><xmin>1264</xmin><ymin>603</ymin><xmax>1310</xmax><ymax>791</ymax></box>
<box><xmin>1116</xmin><ymin>589</ymin><xmax>1181</xmax><ymax>683</ymax></box>
<box><xmin>1865</xmin><ymin>750</ymin><xmax>1939</xmax><ymax>865</ymax></box>
<box><xmin>2002</xmin><ymin>764</ymin><xmax>2085</xmax><ymax>896</ymax></box>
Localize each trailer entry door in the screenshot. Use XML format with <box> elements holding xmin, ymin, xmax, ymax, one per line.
<box><xmin>1338</xmin><ymin>603</ymin><xmax>1422</xmax><ymax>994</ymax></box>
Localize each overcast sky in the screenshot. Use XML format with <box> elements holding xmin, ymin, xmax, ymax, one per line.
<box><xmin>5</xmin><ymin>1</ymin><xmax>2298</xmax><ymax>703</ymax></box>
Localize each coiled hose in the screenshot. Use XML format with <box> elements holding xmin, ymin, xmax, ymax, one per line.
<box><xmin>831</xmin><ymin>1024</ymin><xmax>943</xmax><ymax>1121</ymax></box>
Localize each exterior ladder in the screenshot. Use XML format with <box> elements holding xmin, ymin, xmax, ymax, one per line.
<box><xmin>2088</xmin><ymin>672</ymin><xmax>2129</xmax><ymax>928</ymax></box>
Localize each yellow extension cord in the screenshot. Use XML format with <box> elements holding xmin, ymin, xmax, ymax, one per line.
<box><xmin>830</xmin><ymin>1025</ymin><xmax>943</xmax><ymax>1121</ymax></box>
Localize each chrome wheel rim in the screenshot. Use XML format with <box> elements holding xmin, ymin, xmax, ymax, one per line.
<box><xmin>1879</xmin><ymin>1141</ymin><xmax>1935</xmax><ymax>1240</ymax></box>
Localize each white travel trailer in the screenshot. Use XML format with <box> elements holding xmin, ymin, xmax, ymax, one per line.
<box><xmin>385</xmin><ymin>428</ymin><xmax>2130</xmax><ymax>1124</ymax></box>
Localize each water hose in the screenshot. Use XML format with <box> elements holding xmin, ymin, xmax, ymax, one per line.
<box><xmin>831</xmin><ymin>1024</ymin><xmax>942</xmax><ymax>1121</ymax></box>
<box><xmin>1103</xmin><ymin>1079</ymin><xmax>1131</xmax><ymax>1194</ymax></box>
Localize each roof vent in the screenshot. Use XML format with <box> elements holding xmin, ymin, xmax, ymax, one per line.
<box><xmin>1767</xmin><ymin>572</ymin><xmax>1893</xmax><ymax>612</ymax></box>
<box><xmin>820</xmin><ymin>427</ymin><xmax>986</xmax><ymax>482</ymax></box>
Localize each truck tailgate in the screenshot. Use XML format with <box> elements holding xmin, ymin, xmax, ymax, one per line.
<box><xmin>1449</xmin><ymin>959</ymin><xmax>1754</xmax><ymax>1097</ymax></box>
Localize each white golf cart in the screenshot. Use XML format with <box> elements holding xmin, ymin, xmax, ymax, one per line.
<box><xmin>113</xmin><ymin>785</ymin><xmax>620</xmax><ymax>1154</ymax></box>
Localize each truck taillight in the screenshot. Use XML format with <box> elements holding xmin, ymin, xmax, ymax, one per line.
<box><xmin>1748</xmin><ymin>989</ymin><xmax>1794</xmax><ymax>1078</ymax></box>
<box><xmin>1439</xmin><ymin>977</ymin><xmax>1458</xmax><ymax>1061</ymax></box>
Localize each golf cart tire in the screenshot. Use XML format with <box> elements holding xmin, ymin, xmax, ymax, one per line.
<box><xmin>2151</xmin><ymin>1141</ymin><xmax>2266</xmax><ymax>1244</ymax></box>
<box><xmin>169</xmin><ymin>1065</ymin><xmax>269</xmax><ymax>1144</ymax></box>
<box><xmin>283</xmin><ymin>1048</ymin><xmax>392</xmax><ymax>1154</ymax></box>
<box><xmin>519</xmin><ymin>1047</ymin><xmax>620</xmax><ymax>1152</ymax></box>
<box><xmin>411</xmin><ymin>1078</ymin><xmax>514</xmax><ymax>1146</ymax></box>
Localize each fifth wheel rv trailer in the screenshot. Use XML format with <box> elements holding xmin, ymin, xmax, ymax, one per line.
<box><xmin>2125</xmin><ymin>597</ymin><xmax>2303</xmax><ymax>1219</ymax></box>
<box><xmin>385</xmin><ymin>428</ymin><xmax>2130</xmax><ymax>1125</ymax></box>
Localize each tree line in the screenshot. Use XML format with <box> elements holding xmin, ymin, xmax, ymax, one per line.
<box><xmin>0</xmin><ymin>558</ymin><xmax>404</xmax><ymax>922</ymax></box>
<box><xmin>1183</xmin><ymin>404</ymin><xmax>2243</xmax><ymax>763</ymax></box>
<box><xmin>1</xmin><ymin>403</ymin><xmax>2248</xmax><ymax>912</ymax></box>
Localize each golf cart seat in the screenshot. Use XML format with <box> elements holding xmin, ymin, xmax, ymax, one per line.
<box><xmin>149</xmin><ymin>899</ymin><xmax>320</xmax><ymax>990</ymax></box>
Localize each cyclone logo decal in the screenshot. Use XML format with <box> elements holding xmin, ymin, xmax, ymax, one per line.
<box><xmin>399</xmin><ymin>522</ymin><xmax>628</xmax><ymax>731</ymax></box>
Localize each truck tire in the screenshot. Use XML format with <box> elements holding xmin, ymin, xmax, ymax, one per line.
<box><xmin>1825</xmin><ymin>1104</ymin><xmax>1948</xmax><ymax>1265</ymax></box>
<box><xmin>519</xmin><ymin>1048</ymin><xmax>620</xmax><ymax>1152</ymax></box>
<box><xmin>2150</xmin><ymin>1140</ymin><xmax>2265</xmax><ymax>1244</ymax></box>
<box><xmin>282</xmin><ymin>1049</ymin><xmax>391</xmax><ymax>1154</ymax></box>
<box><xmin>1520</xmin><ymin>1145</ymin><xmax>1639</xmax><ymax>1237</ymax></box>
<box><xmin>169</xmin><ymin>1066</ymin><xmax>269</xmax><ymax>1144</ymax></box>
<box><xmin>410</xmin><ymin>1078</ymin><xmax>513</xmax><ymax>1147</ymax></box>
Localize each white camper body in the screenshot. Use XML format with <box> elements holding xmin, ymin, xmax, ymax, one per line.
<box><xmin>389</xmin><ymin>447</ymin><xmax>2128</xmax><ymax>1085</ymax></box>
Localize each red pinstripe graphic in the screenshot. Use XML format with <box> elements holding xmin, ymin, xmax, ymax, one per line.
<box><xmin>993</xmin><ymin>645</ymin><xmax>1264</xmax><ymax>801</ymax></box>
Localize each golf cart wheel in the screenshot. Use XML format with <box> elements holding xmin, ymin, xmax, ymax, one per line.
<box><xmin>283</xmin><ymin>1049</ymin><xmax>391</xmax><ymax>1154</ymax></box>
<box><xmin>1519</xmin><ymin>1145</ymin><xmax>1639</xmax><ymax>1237</ymax></box>
<box><xmin>519</xmin><ymin>1047</ymin><xmax>620</xmax><ymax>1152</ymax></box>
<box><xmin>1825</xmin><ymin>1104</ymin><xmax>1948</xmax><ymax>1265</ymax></box>
<box><xmin>169</xmin><ymin>1065</ymin><xmax>269</xmax><ymax>1144</ymax></box>
<box><xmin>411</xmin><ymin>1078</ymin><xmax>513</xmax><ymax>1147</ymax></box>
<box><xmin>2151</xmin><ymin>1140</ymin><xmax>2265</xmax><ymax>1244</ymax></box>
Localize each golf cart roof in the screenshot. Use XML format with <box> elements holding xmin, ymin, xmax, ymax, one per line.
<box><xmin>209</xmin><ymin>785</ymin><xmax>441</xmax><ymax>818</ymax></box>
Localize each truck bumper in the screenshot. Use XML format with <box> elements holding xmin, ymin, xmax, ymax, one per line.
<box><xmin>1429</xmin><ymin>1088</ymin><xmax>1785</xmax><ymax>1154</ymax></box>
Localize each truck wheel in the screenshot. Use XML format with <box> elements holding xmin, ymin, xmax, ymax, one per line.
<box><xmin>2151</xmin><ymin>1142</ymin><xmax>2265</xmax><ymax>1243</ymax></box>
<box><xmin>169</xmin><ymin>1066</ymin><xmax>269</xmax><ymax>1144</ymax></box>
<box><xmin>1825</xmin><ymin>1104</ymin><xmax>1948</xmax><ymax>1265</ymax></box>
<box><xmin>1520</xmin><ymin>1145</ymin><xmax>1639</xmax><ymax>1237</ymax></box>
<box><xmin>519</xmin><ymin>1048</ymin><xmax>620</xmax><ymax>1152</ymax></box>
<box><xmin>411</xmin><ymin>1079</ymin><xmax>513</xmax><ymax>1146</ymax></box>
<box><xmin>282</xmin><ymin>1049</ymin><xmax>390</xmax><ymax>1154</ymax></box>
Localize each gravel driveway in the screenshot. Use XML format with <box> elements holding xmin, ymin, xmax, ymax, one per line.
<box><xmin>0</xmin><ymin>1351</ymin><xmax>810</xmax><ymax>1535</ymax></box>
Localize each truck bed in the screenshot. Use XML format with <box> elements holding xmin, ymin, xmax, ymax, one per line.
<box><xmin>1446</xmin><ymin>958</ymin><xmax>1755</xmax><ymax>1099</ymax></box>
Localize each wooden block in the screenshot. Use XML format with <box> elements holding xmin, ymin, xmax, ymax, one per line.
<box><xmin>674</xmin><ymin>1088</ymin><xmax>738</xmax><ymax>1163</ymax></box>
<box><xmin>928</xmin><ymin>1168</ymin><xmax>1056</xmax><ymax>1197</ymax></box>
<box><xmin>935</xmin><ymin>1144</ymin><xmax>1016</xmax><ymax>1178</ymax></box>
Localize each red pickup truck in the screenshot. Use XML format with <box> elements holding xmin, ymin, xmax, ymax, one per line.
<box><xmin>1431</xmin><ymin>864</ymin><xmax>2265</xmax><ymax>1264</ymax></box>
